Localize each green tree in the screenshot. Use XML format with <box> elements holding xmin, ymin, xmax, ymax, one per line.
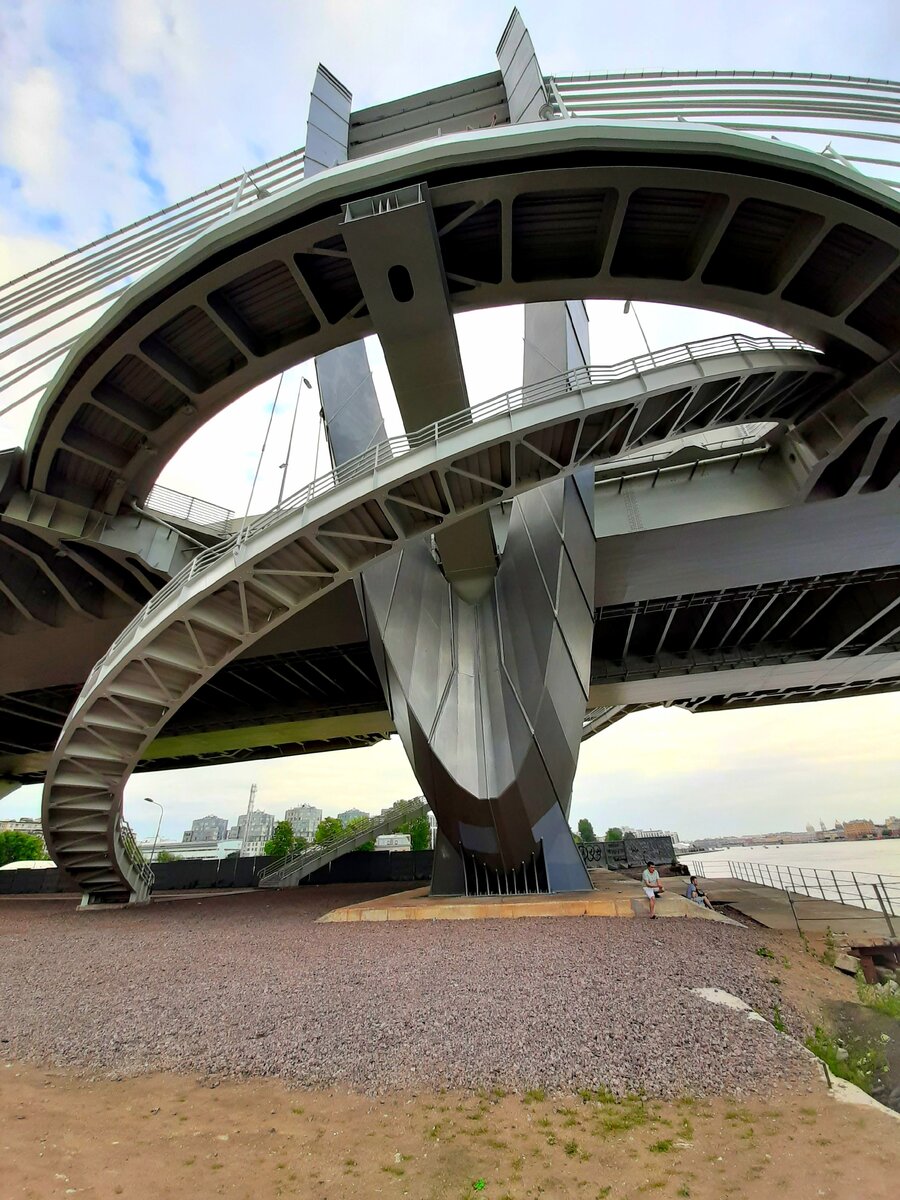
<box><xmin>344</xmin><ymin>815</ymin><xmax>375</xmax><ymax>851</ymax></box>
<box><xmin>0</xmin><ymin>830</ymin><xmax>47</xmax><ymax>867</ymax></box>
<box><xmin>314</xmin><ymin>816</ymin><xmax>345</xmax><ymax>846</ymax></box>
<box><xmin>577</xmin><ymin>818</ymin><xmax>597</xmax><ymax>844</ymax></box>
<box><xmin>156</xmin><ymin>849</ymin><xmax>179</xmax><ymax>863</ymax></box>
<box><xmin>605</xmin><ymin>827</ymin><xmax>624</xmax><ymax>842</ymax></box>
<box><xmin>397</xmin><ymin>814</ymin><xmax>431</xmax><ymax>851</ymax></box>
<box><xmin>264</xmin><ymin>820</ymin><xmax>298</xmax><ymax>858</ymax></box>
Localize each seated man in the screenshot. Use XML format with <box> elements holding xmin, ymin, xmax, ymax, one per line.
<box><xmin>641</xmin><ymin>860</ymin><xmax>664</xmax><ymax>918</ymax></box>
<box><xmin>686</xmin><ymin>875</ymin><xmax>714</xmax><ymax>910</ymax></box>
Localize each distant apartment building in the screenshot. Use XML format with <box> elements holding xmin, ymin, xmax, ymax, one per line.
<box><xmin>285</xmin><ymin>804</ymin><xmax>322</xmax><ymax>841</ymax></box>
<box><xmin>843</xmin><ymin>819</ymin><xmax>877</xmax><ymax>840</ymax></box>
<box><xmin>227</xmin><ymin>810</ymin><xmax>275</xmax><ymax>848</ymax></box>
<box><xmin>182</xmin><ymin>814</ymin><xmax>229</xmax><ymax>843</ymax></box>
<box><xmin>337</xmin><ymin>808</ymin><xmax>368</xmax><ymax>824</ymax></box>
<box><xmin>0</xmin><ymin>816</ymin><xmax>46</xmax><ymax>850</ymax></box>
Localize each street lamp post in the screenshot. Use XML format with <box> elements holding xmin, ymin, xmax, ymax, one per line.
<box><xmin>624</xmin><ymin>300</ymin><xmax>652</xmax><ymax>357</ymax></box>
<box><xmin>278</xmin><ymin>375</ymin><xmax>313</xmax><ymax>506</ymax></box>
<box><xmin>145</xmin><ymin>797</ymin><xmax>164</xmax><ymax>864</ymax></box>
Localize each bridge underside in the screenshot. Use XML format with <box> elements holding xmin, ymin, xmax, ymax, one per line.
<box><xmin>1</xmin><ymin>13</ymin><xmax>898</xmax><ymax>903</ymax></box>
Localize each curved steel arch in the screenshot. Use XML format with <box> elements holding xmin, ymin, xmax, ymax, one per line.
<box><xmin>41</xmin><ymin>339</ymin><xmax>836</xmax><ymax>900</ymax></box>
<box><xmin>24</xmin><ymin>120</ymin><xmax>900</xmax><ymax>515</ymax></box>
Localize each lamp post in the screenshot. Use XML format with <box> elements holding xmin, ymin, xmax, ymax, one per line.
<box><xmin>278</xmin><ymin>375</ymin><xmax>313</xmax><ymax>506</ymax></box>
<box><xmin>145</xmin><ymin>797</ymin><xmax>164</xmax><ymax>864</ymax></box>
<box><xmin>624</xmin><ymin>300</ymin><xmax>652</xmax><ymax>357</ymax></box>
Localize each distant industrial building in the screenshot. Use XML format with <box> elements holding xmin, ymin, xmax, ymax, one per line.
<box><xmin>182</xmin><ymin>814</ymin><xmax>228</xmax><ymax>843</ymax></box>
<box><xmin>285</xmin><ymin>805</ymin><xmax>322</xmax><ymax>841</ymax></box>
<box><xmin>337</xmin><ymin>808</ymin><xmax>368</xmax><ymax>824</ymax></box>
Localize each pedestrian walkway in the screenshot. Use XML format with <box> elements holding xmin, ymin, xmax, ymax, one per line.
<box><xmin>319</xmin><ymin>871</ymin><xmax>739</xmax><ymax>924</ymax></box>
<box><xmin>697</xmin><ymin>877</ymin><xmax>895</xmax><ymax>937</ymax></box>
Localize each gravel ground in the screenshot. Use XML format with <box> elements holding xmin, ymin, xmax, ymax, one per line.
<box><xmin>0</xmin><ymin>886</ymin><xmax>818</xmax><ymax>1097</ymax></box>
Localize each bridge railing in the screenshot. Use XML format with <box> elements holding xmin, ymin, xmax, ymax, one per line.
<box><xmin>80</xmin><ymin>334</ymin><xmax>817</xmax><ymax>697</ymax></box>
<box><xmin>145</xmin><ymin>483</ymin><xmax>234</xmax><ymax>536</ymax></box>
<box><xmin>689</xmin><ymin>858</ymin><xmax>900</xmax><ymax>923</ymax></box>
<box><xmin>257</xmin><ymin>796</ymin><xmax>428</xmax><ymax>886</ymax></box>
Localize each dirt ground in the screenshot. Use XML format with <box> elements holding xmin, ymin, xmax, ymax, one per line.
<box><xmin>3</xmin><ymin>1060</ymin><xmax>897</xmax><ymax>1200</ymax></box>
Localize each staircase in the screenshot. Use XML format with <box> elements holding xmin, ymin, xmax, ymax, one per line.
<box><xmin>257</xmin><ymin>796</ymin><xmax>429</xmax><ymax>888</ymax></box>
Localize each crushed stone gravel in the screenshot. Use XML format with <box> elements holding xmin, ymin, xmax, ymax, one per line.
<box><xmin>0</xmin><ymin>886</ymin><xmax>819</xmax><ymax>1097</ymax></box>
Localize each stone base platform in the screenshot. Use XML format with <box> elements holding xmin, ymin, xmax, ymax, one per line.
<box><xmin>318</xmin><ymin>872</ymin><xmax>740</xmax><ymax>924</ymax></box>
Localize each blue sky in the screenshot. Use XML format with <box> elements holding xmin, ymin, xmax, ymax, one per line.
<box><xmin>1</xmin><ymin>0</ymin><xmax>898</xmax><ymax>839</ymax></box>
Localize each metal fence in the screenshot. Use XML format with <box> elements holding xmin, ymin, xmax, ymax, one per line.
<box><xmin>688</xmin><ymin>858</ymin><xmax>898</xmax><ymax>933</ymax></box>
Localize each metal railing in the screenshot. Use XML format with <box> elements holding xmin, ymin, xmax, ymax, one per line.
<box><xmin>547</xmin><ymin>71</ymin><xmax>900</xmax><ymax>190</ymax></box>
<box><xmin>689</xmin><ymin>858</ymin><xmax>898</xmax><ymax>932</ymax></box>
<box><xmin>79</xmin><ymin>333</ymin><xmax>815</xmax><ymax>697</ymax></box>
<box><xmin>257</xmin><ymin>796</ymin><xmax>428</xmax><ymax>886</ymax></box>
<box><xmin>117</xmin><ymin>816</ymin><xmax>155</xmax><ymax>893</ymax></box>
<box><xmin>145</xmin><ymin>483</ymin><xmax>235</xmax><ymax>535</ymax></box>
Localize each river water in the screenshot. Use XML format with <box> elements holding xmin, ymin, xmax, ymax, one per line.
<box><xmin>685</xmin><ymin>839</ymin><xmax>900</xmax><ymax>879</ymax></box>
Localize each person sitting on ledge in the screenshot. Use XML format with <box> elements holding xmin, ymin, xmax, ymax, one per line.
<box><xmin>641</xmin><ymin>860</ymin><xmax>664</xmax><ymax>918</ymax></box>
<box><xmin>686</xmin><ymin>876</ymin><xmax>714</xmax><ymax>910</ymax></box>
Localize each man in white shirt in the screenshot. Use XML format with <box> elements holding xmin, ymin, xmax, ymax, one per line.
<box><xmin>641</xmin><ymin>861</ymin><xmax>664</xmax><ymax>918</ymax></box>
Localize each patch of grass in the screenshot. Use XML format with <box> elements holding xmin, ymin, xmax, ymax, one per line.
<box><xmin>596</xmin><ymin>1098</ymin><xmax>650</xmax><ymax>1134</ymax></box>
<box><xmin>381</xmin><ymin>1165</ymin><xmax>405</xmax><ymax>1177</ymax></box>
<box><xmin>772</xmin><ymin>1003</ymin><xmax>786</xmax><ymax>1033</ymax></box>
<box><xmin>724</xmin><ymin>1108</ymin><xmax>753</xmax><ymax>1123</ymax></box>
<box><xmin>182</xmin><ymin>1158</ymin><xmax>196</xmax><ymax>1167</ymax></box>
<box><xmin>649</xmin><ymin>1139</ymin><xmax>673</xmax><ymax>1153</ymax></box>
<box><xmin>563</xmin><ymin>1139</ymin><xmax>579</xmax><ymax>1156</ymax></box>
<box><xmin>580</xmin><ymin>1085</ymin><xmax>618</xmax><ymax>1105</ymax></box>
<box><xmin>523</xmin><ymin>1087</ymin><xmax>546</xmax><ymax>1104</ymax></box>
<box><xmin>856</xmin><ymin>967</ymin><xmax>900</xmax><ymax>1020</ymax></box>
<box><xmin>344</xmin><ymin>1159</ymin><xmax>356</xmax><ymax>1168</ymax></box>
<box><xmin>677</xmin><ymin>1188</ymin><xmax>691</xmax><ymax>1198</ymax></box>
<box><xmin>755</xmin><ymin>945</ymin><xmax>775</xmax><ymax>959</ymax></box>
<box><xmin>597</xmin><ymin>1190</ymin><xmax>612</xmax><ymax>1200</ymax></box>
<box><xmin>679</xmin><ymin>1118</ymin><xmax>694</xmax><ymax>1140</ymax></box>
<box><xmin>290</xmin><ymin>1106</ymin><xmax>304</xmax><ymax>1115</ymax></box>
<box><xmin>821</xmin><ymin>927</ymin><xmax>837</xmax><ymax>968</ymax></box>
<box><xmin>805</xmin><ymin>1025</ymin><xmax>887</xmax><ymax>1094</ymax></box>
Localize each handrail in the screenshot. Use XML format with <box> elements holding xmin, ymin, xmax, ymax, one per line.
<box><xmin>257</xmin><ymin>796</ymin><xmax>428</xmax><ymax>884</ymax></box>
<box><xmin>79</xmin><ymin>333</ymin><xmax>818</xmax><ymax>698</ymax></box>
<box><xmin>116</xmin><ymin>816</ymin><xmax>155</xmax><ymax>891</ymax></box>
<box><xmin>689</xmin><ymin>858</ymin><xmax>899</xmax><ymax>920</ymax></box>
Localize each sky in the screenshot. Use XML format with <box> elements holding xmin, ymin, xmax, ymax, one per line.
<box><xmin>1</xmin><ymin>0</ymin><xmax>898</xmax><ymax>841</ymax></box>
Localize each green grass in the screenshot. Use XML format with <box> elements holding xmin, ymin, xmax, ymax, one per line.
<box><xmin>523</xmin><ymin>1087</ymin><xmax>546</xmax><ymax>1104</ymax></box>
<box><xmin>771</xmin><ymin>1002</ymin><xmax>786</xmax><ymax>1033</ymax></box>
<box><xmin>804</xmin><ymin>1025</ymin><xmax>887</xmax><ymax>1094</ymax></box>
<box><xmin>856</xmin><ymin>968</ymin><xmax>900</xmax><ymax>1020</ymax></box>
<box><xmin>648</xmin><ymin>1139</ymin><xmax>673</xmax><ymax>1153</ymax></box>
<box><xmin>755</xmin><ymin>945</ymin><xmax>775</xmax><ymax>959</ymax></box>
